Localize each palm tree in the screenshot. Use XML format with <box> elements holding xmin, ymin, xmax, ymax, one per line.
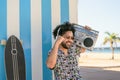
<box><xmin>103</xmin><ymin>32</ymin><xmax>120</xmax><ymax>59</ymax></box>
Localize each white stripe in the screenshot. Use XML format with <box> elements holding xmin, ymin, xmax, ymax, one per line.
<box><xmin>7</xmin><ymin>0</ymin><xmax>20</xmax><ymax>38</ymax></box>
<box><xmin>51</xmin><ymin>0</ymin><xmax>61</xmax><ymax>44</ymax></box>
<box><xmin>69</xmin><ymin>0</ymin><xmax>78</xmax><ymax>23</ymax></box>
<box><xmin>31</xmin><ymin>0</ymin><xmax>42</xmax><ymax>80</ymax></box>
<box><xmin>51</xmin><ymin>0</ymin><xmax>61</xmax><ymax>79</ymax></box>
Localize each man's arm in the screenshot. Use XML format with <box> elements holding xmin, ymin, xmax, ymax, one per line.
<box><xmin>46</xmin><ymin>36</ymin><xmax>64</xmax><ymax>69</ymax></box>
<box><xmin>80</xmin><ymin>47</ymin><xmax>86</xmax><ymax>53</ymax></box>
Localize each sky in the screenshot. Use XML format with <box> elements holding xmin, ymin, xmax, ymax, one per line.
<box><xmin>78</xmin><ymin>0</ymin><xmax>120</xmax><ymax>47</ymax></box>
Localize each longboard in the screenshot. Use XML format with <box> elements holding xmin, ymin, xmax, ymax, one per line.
<box><xmin>5</xmin><ymin>35</ymin><xmax>26</xmax><ymax>80</ymax></box>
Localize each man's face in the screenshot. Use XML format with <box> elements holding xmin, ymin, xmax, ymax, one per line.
<box><xmin>61</xmin><ymin>31</ymin><xmax>74</xmax><ymax>49</ymax></box>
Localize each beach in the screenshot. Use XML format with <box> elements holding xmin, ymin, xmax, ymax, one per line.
<box><xmin>79</xmin><ymin>52</ymin><xmax>120</xmax><ymax>80</ymax></box>
<box><xmin>79</xmin><ymin>52</ymin><xmax>120</xmax><ymax>67</ymax></box>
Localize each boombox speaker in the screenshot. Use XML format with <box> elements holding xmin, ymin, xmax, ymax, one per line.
<box><xmin>73</xmin><ymin>24</ymin><xmax>99</xmax><ymax>51</ymax></box>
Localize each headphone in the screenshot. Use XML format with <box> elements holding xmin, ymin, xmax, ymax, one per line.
<box><xmin>56</xmin><ymin>27</ymin><xmax>61</xmax><ymax>38</ymax></box>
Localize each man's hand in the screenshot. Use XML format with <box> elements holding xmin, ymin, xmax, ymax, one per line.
<box><xmin>84</xmin><ymin>25</ymin><xmax>92</xmax><ymax>30</ymax></box>
<box><xmin>55</xmin><ymin>36</ymin><xmax>65</xmax><ymax>46</ymax></box>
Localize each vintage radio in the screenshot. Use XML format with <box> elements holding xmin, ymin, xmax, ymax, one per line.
<box><xmin>73</xmin><ymin>24</ymin><xmax>99</xmax><ymax>51</ymax></box>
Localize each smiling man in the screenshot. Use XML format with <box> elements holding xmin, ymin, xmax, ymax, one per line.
<box><xmin>46</xmin><ymin>22</ymin><xmax>86</xmax><ymax>80</ymax></box>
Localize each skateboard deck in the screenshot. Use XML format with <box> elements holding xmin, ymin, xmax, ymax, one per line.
<box><xmin>5</xmin><ymin>35</ymin><xmax>26</xmax><ymax>80</ymax></box>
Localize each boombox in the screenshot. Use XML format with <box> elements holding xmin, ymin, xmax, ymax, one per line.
<box><xmin>73</xmin><ymin>24</ymin><xmax>99</xmax><ymax>51</ymax></box>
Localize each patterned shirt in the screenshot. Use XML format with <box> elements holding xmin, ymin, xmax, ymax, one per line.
<box><xmin>50</xmin><ymin>45</ymin><xmax>82</xmax><ymax>80</ymax></box>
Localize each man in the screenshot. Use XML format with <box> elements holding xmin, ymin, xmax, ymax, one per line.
<box><xmin>46</xmin><ymin>22</ymin><xmax>86</xmax><ymax>80</ymax></box>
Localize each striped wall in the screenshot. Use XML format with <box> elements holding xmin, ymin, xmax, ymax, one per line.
<box><xmin>0</xmin><ymin>0</ymin><xmax>78</xmax><ymax>80</ymax></box>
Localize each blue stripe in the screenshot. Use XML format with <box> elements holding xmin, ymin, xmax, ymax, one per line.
<box><xmin>61</xmin><ymin>0</ymin><xmax>69</xmax><ymax>23</ymax></box>
<box><xmin>42</xmin><ymin>0</ymin><xmax>52</xmax><ymax>80</ymax></box>
<box><xmin>20</xmin><ymin>0</ymin><xmax>31</xmax><ymax>80</ymax></box>
<box><xmin>0</xmin><ymin>0</ymin><xmax>7</xmax><ymax>80</ymax></box>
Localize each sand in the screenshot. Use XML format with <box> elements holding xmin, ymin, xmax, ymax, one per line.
<box><xmin>79</xmin><ymin>52</ymin><xmax>120</xmax><ymax>71</ymax></box>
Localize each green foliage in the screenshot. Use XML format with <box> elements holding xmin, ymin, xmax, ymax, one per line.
<box><xmin>103</xmin><ymin>32</ymin><xmax>120</xmax><ymax>59</ymax></box>
<box><xmin>103</xmin><ymin>32</ymin><xmax>120</xmax><ymax>45</ymax></box>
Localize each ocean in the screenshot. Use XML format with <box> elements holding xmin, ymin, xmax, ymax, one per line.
<box><xmin>87</xmin><ymin>47</ymin><xmax>120</xmax><ymax>54</ymax></box>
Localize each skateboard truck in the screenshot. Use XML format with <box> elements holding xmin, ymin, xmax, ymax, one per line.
<box><xmin>0</xmin><ymin>40</ymin><xmax>7</xmax><ymax>46</ymax></box>
<box><xmin>0</xmin><ymin>39</ymin><xmax>23</xmax><ymax>46</ymax></box>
